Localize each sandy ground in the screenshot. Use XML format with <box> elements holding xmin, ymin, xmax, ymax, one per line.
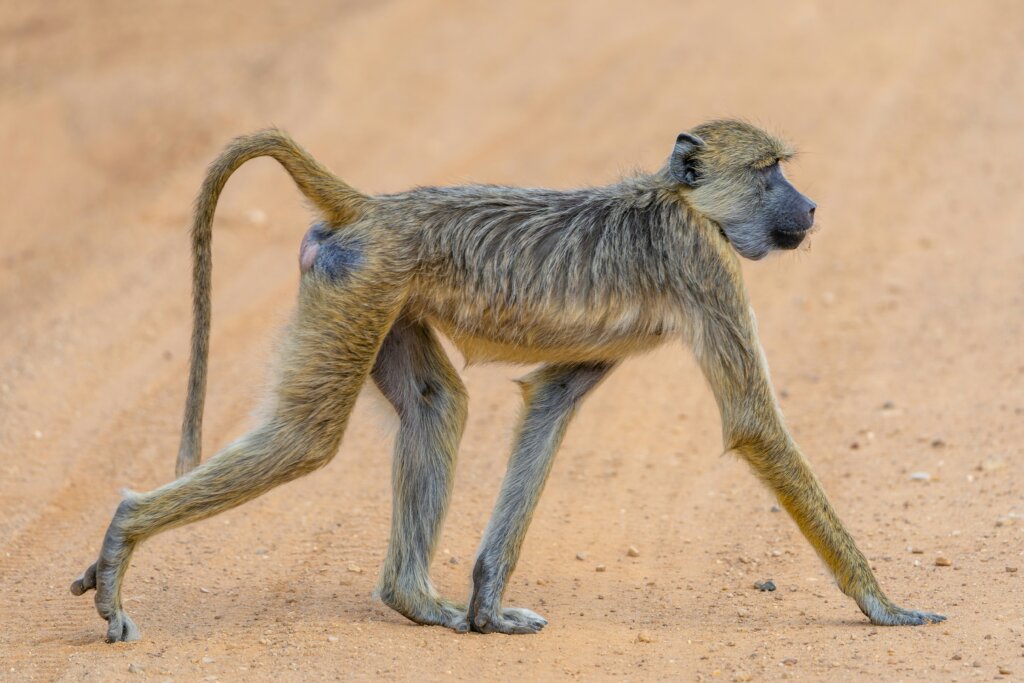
<box><xmin>1</xmin><ymin>1</ymin><xmax>1022</xmax><ymax>681</ymax></box>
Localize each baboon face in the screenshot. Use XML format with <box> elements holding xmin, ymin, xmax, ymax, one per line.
<box><xmin>670</xmin><ymin>120</ymin><xmax>817</xmax><ymax>260</ymax></box>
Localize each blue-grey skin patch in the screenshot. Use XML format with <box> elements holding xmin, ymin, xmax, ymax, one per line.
<box><xmin>299</xmin><ymin>222</ymin><xmax>364</xmax><ymax>280</ymax></box>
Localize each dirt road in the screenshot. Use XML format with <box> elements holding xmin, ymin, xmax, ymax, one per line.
<box><xmin>1</xmin><ymin>1</ymin><xmax>1022</xmax><ymax>680</ymax></box>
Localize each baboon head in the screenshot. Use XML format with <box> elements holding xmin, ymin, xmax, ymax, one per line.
<box><xmin>668</xmin><ymin>119</ymin><xmax>816</xmax><ymax>260</ymax></box>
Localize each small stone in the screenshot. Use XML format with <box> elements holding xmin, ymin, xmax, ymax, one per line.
<box><xmin>881</xmin><ymin>400</ymin><xmax>895</xmax><ymax>410</ymax></box>
<box><xmin>448</xmin><ymin>556</ymin><xmax>460</xmax><ymax>565</ymax></box>
<box><xmin>1007</xmin><ymin>566</ymin><xmax>1018</xmax><ymax>573</ymax></box>
<box><xmin>999</xmin><ymin>666</ymin><xmax>1012</xmax><ymax>675</ymax></box>
<box><xmin>627</xmin><ymin>546</ymin><xmax>640</xmax><ymax>557</ymax></box>
<box><xmin>245</xmin><ymin>208</ymin><xmax>268</xmax><ymax>225</ymax></box>
<box><xmin>199</xmin><ymin>587</ymin><xmax>210</xmax><ymax>593</ymax></box>
<box><xmin>536</xmin><ymin>578</ymin><xmax>547</xmax><ymax>586</ymax></box>
<box><xmin>737</xmin><ymin>607</ymin><xmax>750</xmax><ymax>618</ymax></box>
<box><xmin>754</xmin><ymin>580</ymin><xmax>776</xmax><ymax>592</ymax></box>
<box><xmin>951</xmin><ymin>654</ymin><xmax>962</xmax><ymax>661</ymax></box>
<box><xmin>935</xmin><ymin>556</ymin><xmax>952</xmax><ymax>567</ymax></box>
<box><xmin>327</xmin><ymin>635</ymin><xmax>339</xmax><ymax>643</ymax></box>
<box><xmin>33</xmin><ymin>430</ymin><xmax>43</xmax><ymax>439</ymax></box>
<box><xmin>637</xmin><ymin>631</ymin><xmax>655</xmax><ymax>643</ymax></box>
<box><xmin>128</xmin><ymin>663</ymin><xmax>145</xmax><ymax>674</ymax></box>
<box><xmin>347</xmin><ymin>563</ymin><xmax>362</xmax><ymax>573</ymax></box>
<box><xmin>770</xmin><ymin>504</ymin><xmax>782</xmax><ymax>513</ymax></box>
<box><xmin>202</xmin><ymin>656</ymin><xmax>215</xmax><ymax>664</ymax></box>
<box><xmin>909</xmin><ymin>472</ymin><xmax>931</xmax><ymax>482</ymax></box>
<box><xmin>782</xmin><ymin>658</ymin><xmax>797</xmax><ymax>666</ymax></box>
<box><xmin>575</xmin><ymin>552</ymin><xmax>588</xmax><ymax>561</ymax></box>
<box><xmin>930</xmin><ymin>438</ymin><xmax>946</xmax><ymax>448</ymax></box>
<box><xmin>595</xmin><ymin>564</ymin><xmax>607</xmax><ymax>572</ymax></box>
<box><xmin>978</xmin><ymin>457</ymin><xmax>1006</xmax><ymax>472</ymax></box>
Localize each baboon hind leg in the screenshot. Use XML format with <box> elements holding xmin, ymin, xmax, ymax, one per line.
<box><xmin>71</xmin><ymin>273</ymin><xmax>404</xmax><ymax>642</ymax></box>
<box><xmin>468</xmin><ymin>362</ymin><xmax>614</xmax><ymax>634</ymax></box>
<box><xmin>371</xmin><ymin>316</ymin><xmax>469</xmax><ymax>631</ymax></box>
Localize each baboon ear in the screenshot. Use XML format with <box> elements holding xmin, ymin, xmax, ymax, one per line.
<box><xmin>669</xmin><ymin>132</ymin><xmax>705</xmax><ymax>187</ymax></box>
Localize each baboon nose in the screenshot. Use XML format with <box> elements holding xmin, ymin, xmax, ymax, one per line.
<box><xmin>803</xmin><ymin>200</ymin><xmax>816</xmax><ymax>228</ymax></box>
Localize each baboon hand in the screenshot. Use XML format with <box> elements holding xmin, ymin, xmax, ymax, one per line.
<box><xmin>859</xmin><ymin>594</ymin><xmax>946</xmax><ymax>626</ymax></box>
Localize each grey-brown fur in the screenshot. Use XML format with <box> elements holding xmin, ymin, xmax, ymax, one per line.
<box><xmin>72</xmin><ymin>122</ymin><xmax>943</xmax><ymax>642</ymax></box>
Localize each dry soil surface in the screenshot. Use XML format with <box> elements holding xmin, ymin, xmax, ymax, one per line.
<box><xmin>1</xmin><ymin>1</ymin><xmax>1022</xmax><ymax>681</ymax></box>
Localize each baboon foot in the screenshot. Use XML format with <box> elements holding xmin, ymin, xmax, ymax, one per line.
<box><xmin>71</xmin><ymin>499</ymin><xmax>141</xmax><ymax>642</ymax></box>
<box><xmin>70</xmin><ymin>558</ymin><xmax>141</xmax><ymax>642</ymax></box>
<box><xmin>469</xmin><ymin>605</ymin><xmax>548</xmax><ymax>635</ymax></box>
<box><xmin>379</xmin><ymin>587</ymin><xmax>469</xmax><ymax>633</ymax></box>
<box><xmin>859</xmin><ymin>595</ymin><xmax>946</xmax><ymax>626</ymax></box>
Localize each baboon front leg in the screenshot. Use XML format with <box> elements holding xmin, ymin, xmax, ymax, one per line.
<box><xmin>468</xmin><ymin>362</ymin><xmax>614</xmax><ymax>634</ymax></box>
<box><xmin>71</xmin><ymin>274</ymin><xmax>403</xmax><ymax>642</ymax></box>
<box><xmin>699</xmin><ymin>314</ymin><xmax>945</xmax><ymax>626</ymax></box>
<box><xmin>371</xmin><ymin>317</ymin><xmax>469</xmax><ymax>631</ymax></box>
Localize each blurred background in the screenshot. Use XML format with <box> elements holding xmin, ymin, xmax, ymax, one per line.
<box><xmin>1</xmin><ymin>1</ymin><xmax>1021</xmax><ymax>680</ymax></box>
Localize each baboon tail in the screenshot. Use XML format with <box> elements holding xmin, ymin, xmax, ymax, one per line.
<box><xmin>175</xmin><ymin>129</ymin><xmax>367</xmax><ymax>477</ymax></box>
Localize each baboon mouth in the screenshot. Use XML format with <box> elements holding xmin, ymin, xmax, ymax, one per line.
<box><xmin>771</xmin><ymin>229</ymin><xmax>809</xmax><ymax>250</ymax></box>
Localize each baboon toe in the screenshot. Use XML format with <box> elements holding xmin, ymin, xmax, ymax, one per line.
<box><xmin>70</xmin><ymin>562</ymin><xmax>98</xmax><ymax>596</ymax></box>
<box><xmin>105</xmin><ymin>611</ymin><xmax>141</xmax><ymax>643</ymax></box>
<box><xmin>471</xmin><ymin>606</ymin><xmax>547</xmax><ymax>635</ymax></box>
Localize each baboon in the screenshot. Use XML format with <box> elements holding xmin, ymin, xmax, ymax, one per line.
<box><xmin>71</xmin><ymin>121</ymin><xmax>945</xmax><ymax>642</ymax></box>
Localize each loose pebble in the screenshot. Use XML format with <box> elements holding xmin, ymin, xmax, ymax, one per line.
<box><xmin>978</xmin><ymin>457</ymin><xmax>1007</xmax><ymax>472</ymax></box>
<box><xmin>951</xmin><ymin>654</ymin><xmax>961</xmax><ymax>661</ymax></box>
<box><xmin>347</xmin><ymin>563</ymin><xmax>362</xmax><ymax>573</ymax></box>
<box><xmin>128</xmin><ymin>663</ymin><xmax>144</xmax><ymax>674</ymax></box>
<box><xmin>1007</xmin><ymin>566</ymin><xmax>1018</xmax><ymax>573</ymax></box>
<box><xmin>935</xmin><ymin>556</ymin><xmax>952</xmax><ymax>567</ymax></box>
<box><xmin>627</xmin><ymin>546</ymin><xmax>640</xmax><ymax>557</ymax></box>
<box><xmin>909</xmin><ymin>472</ymin><xmax>931</xmax><ymax>482</ymax></box>
<box><xmin>327</xmin><ymin>635</ymin><xmax>339</xmax><ymax>643</ymax></box>
<box><xmin>199</xmin><ymin>587</ymin><xmax>210</xmax><ymax>593</ymax></box>
<box><xmin>202</xmin><ymin>656</ymin><xmax>215</xmax><ymax>664</ymax></box>
<box><xmin>782</xmin><ymin>658</ymin><xmax>797</xmax><ymax>666</ymax></box>
<box><xmin>245</xmin><ymin>208</ymin><xmax>268</xmax><ymax>225</ymax></box>
<box><xmin>637</xmin><ymin>631</ymin><xmax>655</xmax><ymax>643</ymax></box>
<box><xmin>770</xmin><ymin>504</ymin><xmax>782</xmax><ymax>513</ymax></box>
<box><xmin>754</xmin><ymin>580</ymin><xmax>776</xmax><ymax>592</ymax></box>
<box><xmin>595</xmin><ymin>564</ymin><xmax>606</xmax><ymax>572</ymax></box>
<box><xmin>999</xmin><ymin>666</ymin><xmax>1012</xmax><ymax>675</ymax></box>
<box><xmin>575</xmin><ymin>552</ymin><xmax>588</xmax><ymax>561</ymax></box>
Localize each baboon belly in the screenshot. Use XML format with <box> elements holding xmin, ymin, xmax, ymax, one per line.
<box><xmin>422</xmin><ymin>309</ymin><xmax>676</xmax><ymax>364</ymax></box>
